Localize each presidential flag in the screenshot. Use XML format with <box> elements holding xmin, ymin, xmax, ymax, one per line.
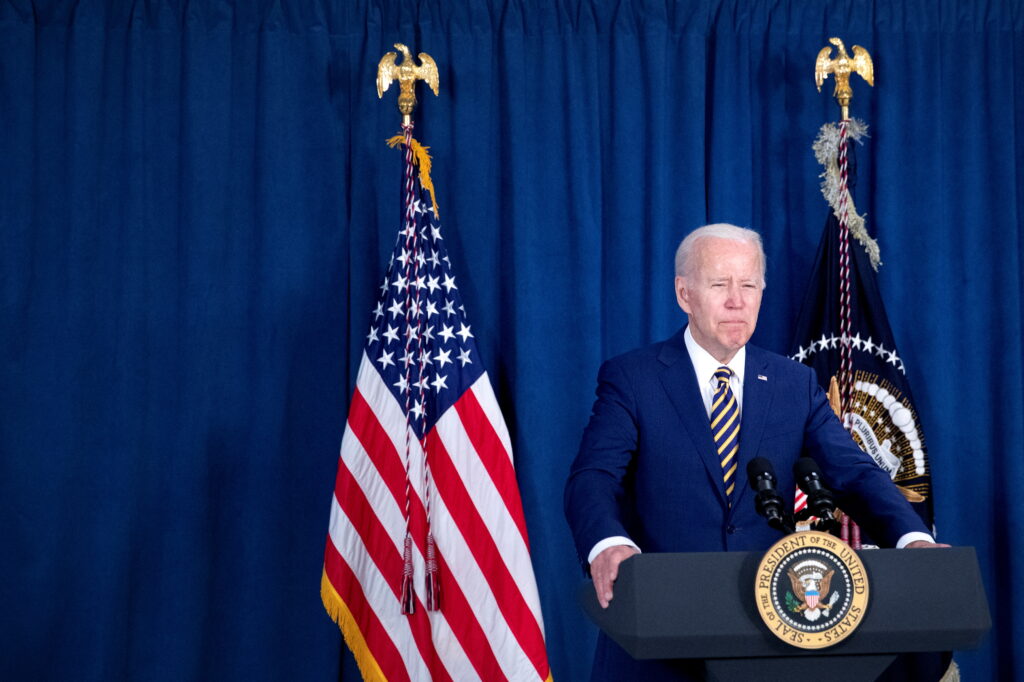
<box><xmin>789</xmin><ymin>120</ymin><xmax>936</xmax><ymax>541</ymax></box>
<box><xmin>321</xmin><ymin>130</ymin><xmax>551</xmax><ymax>681</ymax></box>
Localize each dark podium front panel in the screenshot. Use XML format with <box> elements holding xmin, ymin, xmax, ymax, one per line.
<box><xmin>579</xmin><ymin>547</ymin><xmax>990</xmax><ymax>680</ymax></box>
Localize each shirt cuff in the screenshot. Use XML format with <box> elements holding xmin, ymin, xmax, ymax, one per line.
<box><xmin>895</xmin><ymin>531</ymin><xmax>935</xmax><ymax>548</ymax></box>
<box><xmin>588</xmin><ymin>536</ymin><xmax>641</xmax><ymax>564</ymax></box>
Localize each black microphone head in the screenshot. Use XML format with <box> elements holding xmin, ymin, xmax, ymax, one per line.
<box><xmin>748</xmin><ymin>457</ymin><xmax>792</xmax><ymax>533</ymax></box>
<box><xmin>794</xmin><ymin>457</ymin><xmax>821</xmax><ymax>481</ymax></box>
<box><xmin>747</xmin><ymin>457</ymin><xmax>775</xmax><ymax>480</ymax></box>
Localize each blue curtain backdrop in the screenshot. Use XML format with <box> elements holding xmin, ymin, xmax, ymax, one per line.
<box><xmin>1</xmin><ymin>1</ymin><xmax>1021</xmax><ymax>680</ymax></box>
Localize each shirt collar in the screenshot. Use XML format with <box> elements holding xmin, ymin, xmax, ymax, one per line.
<box><xmin>683</xmin><ymin>325</ymin><xmax>746</xmax><ymax>388</ymax></box>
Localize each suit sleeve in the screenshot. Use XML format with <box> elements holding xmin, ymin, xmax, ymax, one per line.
<box><xmin>800</xmin><ymin>367</ymin><xmax>929</xmax><ymax>547</ymax></box>
<box><xmin>564</xmin><ymin>358</ymin><xmax>640</xmax><ymax>569</ymax></box>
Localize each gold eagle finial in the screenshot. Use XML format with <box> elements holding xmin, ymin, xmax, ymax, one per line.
<box><xmin>377</xmin><ymin>43</ymin><xmax>440</xmax><ymax>126</ymax></box>
<box><xmin>815</xmin><ymin>37</ymin><xmax>874</xmax><ymax>120</ymax></box>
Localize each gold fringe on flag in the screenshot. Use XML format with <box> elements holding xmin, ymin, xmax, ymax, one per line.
<box><xmin>321</xmin><ymin>568</ymin><xmax>387</xmax><ymax>682</ymax></box>
<box><xmin>386</xmin><ymin>134</ymin><xmax>440</xmax><ymax>217</ymax></box>
<box><xmin>811</xmin><ymin>120</ymin><xmax>881</xmax><ymax>270</ymax></box>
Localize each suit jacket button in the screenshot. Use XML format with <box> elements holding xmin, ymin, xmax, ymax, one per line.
<box><xmin>727</xmin><ymin>525</ymin><xmax>736</xmax><ymax>534</ymax></box>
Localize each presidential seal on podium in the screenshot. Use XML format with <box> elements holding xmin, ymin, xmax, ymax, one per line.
<box><xmin>754</xmin><ymin>531</ymin><xmax>870</xmax><ymax>649</ymax></box>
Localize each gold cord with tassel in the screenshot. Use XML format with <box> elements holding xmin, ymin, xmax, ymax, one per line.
<box><xmin>386</xmin><ymin>134</ymin><xmax>439</xmax><ymax>217</ymax></box>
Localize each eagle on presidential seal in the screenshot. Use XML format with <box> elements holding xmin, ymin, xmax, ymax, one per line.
<box><xmin>787</xmin><ymin>560</ymin><xmax>841</xmax><ymax>622</ymax></box>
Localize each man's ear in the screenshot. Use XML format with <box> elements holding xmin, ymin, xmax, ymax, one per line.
<box><xmin>675</xmin><ymin>276</ymin><xmax>691</xmax><ymax>314</ymax></box>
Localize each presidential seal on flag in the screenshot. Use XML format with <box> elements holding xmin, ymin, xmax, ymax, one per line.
<box><xmin>789</xmin><ymin>119</ymin><xmax>937</xmax><ymax>546</ymax></box>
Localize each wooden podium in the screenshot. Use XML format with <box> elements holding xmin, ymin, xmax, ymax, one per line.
<box><xmin>580</xmin><ymin>547</ymin><xmax>990</xmax><ymax>681</ymax></box>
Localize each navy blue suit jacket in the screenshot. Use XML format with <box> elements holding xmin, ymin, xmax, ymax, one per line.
<box><xmin>564</xmin><ymin>328</ymin><xmax>928</xmax><ymax>680</ymax></box>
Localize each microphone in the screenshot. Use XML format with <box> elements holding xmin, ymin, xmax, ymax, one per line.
<box><xmin>747</xmin><ymin>458</ymin><xmax>794</xmax><ymax>534</ymax></box>
<box><xmin>794</xmin><ymin>457</ymin><xmax>839</xmax><ymax>533</ymax></box>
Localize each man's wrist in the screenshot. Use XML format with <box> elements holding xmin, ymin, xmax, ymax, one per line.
<box><xmin>588</xmin><ymin>536</ymin><xmax>640</xmax><ymax>564</ymax></box>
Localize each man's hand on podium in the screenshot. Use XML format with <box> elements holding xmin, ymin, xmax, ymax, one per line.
<box><xmin>906</xmin><ymin>540</ymin><xmax>951</xmax><ymax>548</ymax></box>
<box><xmin>591</xmin><ymin>545</ymin><xmax>640</xmax><ymax>609</ymax></box>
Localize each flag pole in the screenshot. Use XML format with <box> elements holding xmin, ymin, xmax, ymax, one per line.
<box><xmin>814</xmin><ymin>37</ymin><xmax>874</xmax><ymax>549</ymax></box>
<box><xmin>322</xmin><ymin>44</ymin><xmax>551</xmax><ymax>679</ymax></box>
<box><xmin>376</xmin><ymin>43</ymin><xmax>443</xmax><ymax>612</ymax></box>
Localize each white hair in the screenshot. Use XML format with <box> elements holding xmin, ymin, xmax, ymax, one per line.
<box><xmin>674</xmin><ymin>223</ymin><xmax>766</xmax><ymax>286</ymax></box>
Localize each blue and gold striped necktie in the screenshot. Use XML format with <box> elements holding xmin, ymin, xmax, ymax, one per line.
<box><xmin>710</xmin><ymin>366</ymin><xmax>740</xmax><ymax>505</ymax></box>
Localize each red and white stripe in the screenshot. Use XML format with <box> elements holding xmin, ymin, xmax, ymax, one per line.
<box><xmin>794</xmin><ymin>488</ymin><xmax>808</xmax><ymax>517</ymax></box>
<box><xmin>324</xmin><ymin>354</ymin><xmax>551</xmax><ymax>681</ymax></box>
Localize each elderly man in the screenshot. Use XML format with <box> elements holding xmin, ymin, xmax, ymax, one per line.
<box><xmin>564</xmin><ymin>223</ymin><xmax>945</xmax><ymax>680</ymax></box>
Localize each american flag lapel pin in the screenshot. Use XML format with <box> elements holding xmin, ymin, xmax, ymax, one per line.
<box><xmin>757</xmin><ymin>374</ymin><xmax>768</xmax><ymax>381</ymax></box>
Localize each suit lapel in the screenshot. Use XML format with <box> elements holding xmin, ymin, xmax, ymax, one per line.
<box><xmin>730</xmin><ymin>345</ymin><xmax>775</xmax><ymax>515</ymax></box>
<box><xmin>657</xmin><ymin>329</ymin><xmax>728</xmax><ymax>509</ymax></box>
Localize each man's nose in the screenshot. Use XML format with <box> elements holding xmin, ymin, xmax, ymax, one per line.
<box><xmin>725</xmin><ymin>284</ymin><xmax>743</xmax><ymax>307</ymax></box>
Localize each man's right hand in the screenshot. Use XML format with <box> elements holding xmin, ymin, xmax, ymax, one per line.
<box><xmin>590</xmin><ymin>544</ymin><xmax>640</xmax><ymax>609</ymax></box>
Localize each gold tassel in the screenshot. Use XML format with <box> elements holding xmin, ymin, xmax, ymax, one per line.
<box><xmin>939</xmin><ymin>660</ymin><xmax>960</xmax><ymax>682</ymax></box>
<box><xmin>386</xmin><ymin>133</ymin><xmax>440</xmax><ymax>217</ymax></box>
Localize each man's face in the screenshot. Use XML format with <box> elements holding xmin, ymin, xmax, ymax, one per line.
<box><xmin>675</xmin><ymin>237</ymin><xmax>764</xmax><ymax>364</ymax></box>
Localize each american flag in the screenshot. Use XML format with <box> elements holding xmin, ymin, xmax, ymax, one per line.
<box><xmin>321</xmin><ymin>128</ymin><xmax>551</xmax><ymax>681</ymax></box>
